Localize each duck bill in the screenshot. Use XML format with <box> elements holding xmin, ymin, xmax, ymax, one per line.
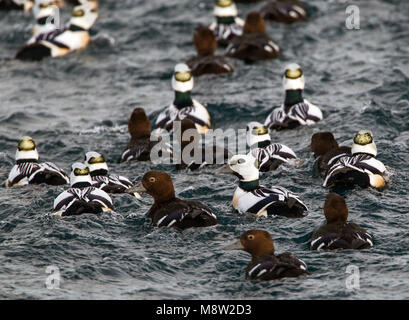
<box><xmin>213</xmin><ymin>164</ymin><xmax>234</xmax><ymax>175</ymax></box>
<box><xmin>223</xmin><ymin>240</ymin><xmax>244</xmax><ymax>251</ymax></box>
<box><xmin>125</xmin><ymin>182</ymin><xmax>146</xmax><ymax>199</ymax></box>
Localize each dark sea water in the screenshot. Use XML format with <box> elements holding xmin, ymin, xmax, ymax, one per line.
<box><xmin>0</xmin><ymin>0</ymin><xmax>408</xmax><ymax>300</ymax></box>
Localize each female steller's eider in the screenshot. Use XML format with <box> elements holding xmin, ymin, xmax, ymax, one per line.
<box><xmin>310</xmin><ymin>193</ymin><xmax>373</xmax><ymax>250</ymax></box>
<box><xmin>246</xmin><ymin>121</ymin><xmax>297</xmax><ymax>172</ymax></box>
<box><xmin>53</xmin><ymin>162</ymin><xmax>114</xmax><ymax>216</ymax></box>
<box><xmin>310</xmin><ymin>132</ymin><xmax>351</xmax><ymax>178</ymax></box>
<box><xmin>225</xmin><ymin>11</ymin><xmax>280</xmax><ymax>62</ymax></box>
<box><xmin>16</xmin><ymin>2</ymin><xmax>98</xmax><ymax>61</ymax></box>
<box><xmin>216</xmin><ymin>154</ymin><xmax>308</xmax><ymax>218</ymax></box>
<box><xmin>265</xmin><ymin>63</ymin><xmax>322</xmax><ymax>131</ymax></box>
<box><xmin>154</xmin><ymin>63</ymin><xmax>211</xmax><ymax>135</ymax></box>
<box><xmin>0</xmin><ymin>0</ymin><xmax>33</xmax><ymax>11</ymax></box>
<box><xmin>323</xmin><ymin>130</ymin><xmax>388</xmax><ymax>190</ymax></box>
<box><xmin>85</xmin><ymin>151</ymin><xmax>133</xmax><ymax>193</ymax></box>
<box><xmin>223</xmin><ymin>230</ymin><xmax>310</xmax><ymax>280</ymax></box>
<box><xmin>209</xmin><ymin>0</ymin><xmax>244</xmax><ymax>47</ymax></box>
<box><xmin>120</xmin><ymin>107</ymin><xmax>173</xmax><ymax>163</ymax></box>
<box><xmin>186</xmin><ymin>26</ymin><xmax>234</xmax><ymax>77</ymax></box>
<box><xmin>5</xmin><ymin>136</ymin><xmax>69</xmax><ymax>187</ymax></box>
<box><xmin>125</xmin><ymin>171</ymin><xmax>218</xmax><ymax>229</ymax></box>
<box><xmin>175</xmin><ymin>118</ymin><xmax>232</xmax><ymax>171</ymax></box>
<box><xmin>260</xmin><ymin>0</ymin><xmax>307</xmax><ymax>24</ymax></box>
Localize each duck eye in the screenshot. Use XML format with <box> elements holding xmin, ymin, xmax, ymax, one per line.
<box><xmin>237</xmin><ymin>158</ymin><xmax>246</xmax><ymax>164</ymax></box>
<box><xmin>174</xmin><ymin>71</ymin><xmax>192</xmax><ymax>82</ymax></box>
<box><xmin>247</xmin><ymin>235</ymin><xmax>255</xmax><ymax>240</ymax></box>
<box><xmin>285</xmin><ymin>68</ymin><xmax>303</xmax><ymax>79</ymax></box>
<box><xmin>149</xmin><ymin>177</ymin><xmax>156</xmax><ymax>183</ymax></box>
<box><xmin>72</xmin><ymin>9</ymin><xmax>85</xmax><ymax>17</ymax></box>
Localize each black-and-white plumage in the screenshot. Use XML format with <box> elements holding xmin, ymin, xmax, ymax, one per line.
<box><xmin>7</xmin><ymin>161</ymin><xmax>69</xmax><ymax>187</ymax></box>
<box><xmin>250</xmin><ymin>143</ymin><xmax>297</xmax><ymax>172</ymax></box>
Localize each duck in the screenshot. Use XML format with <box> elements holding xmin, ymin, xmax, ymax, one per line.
<box><xmin>260</xmin><ymin>0</ymin><xmax>307</xmax><ymax>24</ymax></box>
<box><xmin>29</xmin><ymin>0</ymin><xmax>60</xmax><ymax>44</ymax></box>
<box><xmin>246</xmin><ymin>121</ymin><xmax>297</xmax><ymax>172</ymax></box>
<box><xmin>154</xmin><ymin>63</ymin><xmax>211</xmax><ymax>135</ymax></box>
<box><xmin>225</xmin><ymin>11</ymin><xmax>280</xmax><ymax>62</ymax></box>
<box><xmin>311</xmin><ymin>132</ymin><xmax>351</xmax><ymax>178</ymax></box>
<box><xmin>323</xmin><ymin>130</ymin><xmax>388</xmax><ymax>189</ymax></box>
<box><xmin>265</xmin><ymin>63</ymin><xmax>323</xmax><ymax>131</ymax></box>
<box><xmin>85</xmin><ymin>151</ymin><xmax>133</xmax><ymax>193</ymax></box>
<box><xmin>216</xmin><ymin>154</ymin><xmax>308</xmax><ymax>218</ymax></box>
<box><xmin>0</xmin><ymin>0</ymin><xmax>33</xmax><ymax>11</ymax></box>
<box><xmin>125</xmin><ymin>170</ymin><xmax>218</xmax><ymax>229</ymax></box>
<box><xmin>120</xmin><ymin>107</ymin><xmax>173</xmax><ymax>163</ymax></box>
<box><xmin>223</xmin><ymin>229</ymin><xmax>309</xmax><ymax>280</ymax></box>
<box><xmin>310</xmin><ymin>193</ymin><xmax>373</xmax><ymax>250</ymax></box>
<box><xmin>16</xmin><ymin>2</ymin><xmax>98</xmax><ymax>61</ymax></box>
<box><xmin>175</xmin><ymin>118</ymin><xmax>231</xmax><ymax>170</ymax></box>
<box><xmin>209</xmin><ymin>0</ymin><xmax>244</xmax><ymax>47</ymax></box>
<box><xmin>53</xmin><ymin>162</ymin><xmax>114</xmax><ymax>216</ymax></box>
<box><xmin>5</xmin><ymin>136</ymin><xmax>69</xmax><ymax>188</ymax></box>
<box><xmin>186</xmin><ymin>26</ymin><xmax>234</xmax><ymax>77</ymax></box>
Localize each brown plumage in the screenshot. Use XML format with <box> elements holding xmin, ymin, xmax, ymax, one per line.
<box><xmin>186</xmin><ymin>26</ymin><xmax>234</xmax><ymax>76</ymax></box>
<box><xmin>310</xmin><ymin>132</ymin><xmax>351</xmax><ymax>178</ymax></box>
<box><xmin>127</xmin><ymin>171</ymin><xmax>218</xmax><ymax>229</ymax></box>
<box><xmin>261</xmin><ymin>0</ymin><xmax>307</xmax><ymax>24</ymax></box>
<box><xmin>225</xmin><ymin>12</ymin><xmax>280</xmax><ymax>62</ymax></box>
<box><xmin>310</xmin><ymin>194</ymin><xmax>373</xmax><ymax>250</ymax></box>
<box><xmin>224</xmin><ymin>229</ymin><xmax>309</xmax><ymax>280</ymax></box>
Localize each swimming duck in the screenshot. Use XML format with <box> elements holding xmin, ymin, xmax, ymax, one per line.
<box><xmin>5</xmin><ymin>136</ymin><xmax>69</xmax><ymax>188</ymax></box>
<box><xmin>85</xmin><ymin>151</ymin><xmax>133</xmax><ymax>193</ymax></box>
<box><xmin>217</xmin><ymin>154</ymin><xmax>308</xmax><ymax>218</ymax></box>
<box><xmin>225</xmin><ymin>11</ymin><xmax>280</xmax><ymax>62</ymax></box>
<box><xmin>186</xmin><ymin>26</ymin><xmax>234</xmax><ymax>77</ymax></box>
<box><xmin>209</xmin><ymin>0</ymin><xmax>244</xmax><ymax>47</ymax></box>
<box><xmin>28</xmin><ymin>0</ymin><xmax>60</xmax><ymax>44</ymax></box>
<box><xmin>53</xmin><ymin>162</ymin><xmax>114</xmax><ymax>216</ymax></box>
<box><xmin>175</xmin><ymin>118</ymin><xmax>231</xmax><ymax>170</ymax></box>
<box><xmin>310</xmin><ymin>132</ymin><xmax>351</xmax><ymax>178</ymax></box>
<box><xmin>125</xmin><ymin>170</ymin><xmax>218</xmax><ymax>229</ymax></box>
<box><xmin>0</xmin><ymin>0</ymin><xmax>33</xmax><ymax>11</ymax></box>
<box><xmin>260</xmin><ymin>0</ymin><xmax>307</xmax><ymax>24</ymax></box>
<box><xmin>265</xmin><ymin>63</ymin><xmax>323</xmax><ymax>131</ymax></box>
<box><xmin>16</xmin><ymin>2</ymin><xmax>98</xmax><ymax>61</ymax></box>
<box><xmin>224</xmin><ymin>229</ymin><xmax>309</xmax><ymax>280</ymax></box>
<box><xmin>246</xmin><ymin>121</ymin><xmax>297</xmax><ymax>172</ymax></box>
<box><xmin>323</xmin><ymin>130</ymin><xmax>388</xmax><ymax>189</ymax></box>
<box><xmin>310</xmin><ymin>193</ymin><xmax>373</xmax><ymax>250</ymax></box>
<box><xmin>154</xmin><ymin>63</ymin><xmax>211</xmax><ymax>135</ymax></box>
<box><xmin>120</xmin><ymin>107</ymin><xmax>173</xmax><ymax>163</ymax></box>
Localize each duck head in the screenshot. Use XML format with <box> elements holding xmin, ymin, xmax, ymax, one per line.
<box><xmin>172</xmin><ymin>63</ymin><xmax>194</xmax><ymax>93</ymax></box>
<box><xmin>246</xmin><ymin>121</ymin><xmax>270</xmax><ymax>149</ymax></box>
<box><xmin>283</xmin><ymin>63</ymin><xmax>305</xmax><ymax>91</ymax></box>
<box><xmin>310</xmin><ymin>132</ymin><xmax>339</xmax><ymax>157</ymax></box>
<box><xmin>351</xmin><ymin>130</ymin><xmax>377</xmax><ymax>156</ymax></box>
<box><xmin>70</xmin><ymin>162</ymin><xmax>92</xmax><ymax>188</ymax></box>
<box><xmin>85</xmin><ymin>151</ymin><xmax>108</xmax><ymax>176</ymax></box>
<box><xmin>126</xmin><ymin>171</ymin><xmax>176</xmax><ymax>203</ymax></box>
<box><xmin>193</xmin><ymin>26</ymin><xmax>217</xmax><ymax>57</ymax></box>
<box><xmin>324</xmin><ymin>193</ymin><xmax>348</xmax><ymax>224</ymax></box>
<box><xmin>224</xmin><ymin>229</ymin><xmax>275</xmax><ymax>258</ymax></box>
<box><xmin>128</xmin><ymin>107</ymin><xmax>151</xmax><ymax>140</ymax></box>
<box><xmin>15</xmin><ymin>136</ymin><xmax>39</xmax><ymax>163</ymax></box>
<box><xmin>243</xmin><ymin>11</ymin><xmax>266</xmax><ymax>34</ymax></box>
<box><xmin>70</xmin><ymin>3</ymin><xmax>98</xmax><ymax>31</ymax></box>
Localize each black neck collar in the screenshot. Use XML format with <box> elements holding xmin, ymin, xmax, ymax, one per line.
<box><xmin>69</xmin><ymin>24</ymin><xmax>87</xmax><ymax>32</ymax></box>
<box><xmin>284</xmin><ymin>89</ymin><xmax>303</xmax><ymax>110</ymax></box>
<box><xmin>174</xmin><ymin>91</ymin><xmax>193</xmax><ymax>109</ymax></box>
<box><xmin>37</xmin><ymin>17</ymin><xmax>51</xmax><ymax>25</ymax></box>
<box><xmin>16</xmin><ymin>159</ymin><xmax>38</xmax><ymax>164</ymax></box>
<box><xmin>255</xmin><ymin>140</ymin><xmax>270</xmax><ymax>149</ymax></box>
<box><xmin>239</xmin><ymin>179</ymin><xmax>259</xmax><ymax>191</ymax></box>
<box><xmin>90</xmin><ymin>169</ymin><xmax>108</xmax><ymax>177</ymax></box>
<box><xmin>72</xmin><ymin>182</ymin><xmax>92</xmax><ymax>188</ymax></box>
<box><xmin>217</xmin><ymin>16</ymin><xmax>235</xmax><ymax>25</ymax></box>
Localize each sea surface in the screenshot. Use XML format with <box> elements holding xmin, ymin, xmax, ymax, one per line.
<box><xmin>0</xmin><ymin>0</ymin><xmax>408</xmax><ymax>300</ymax></box>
